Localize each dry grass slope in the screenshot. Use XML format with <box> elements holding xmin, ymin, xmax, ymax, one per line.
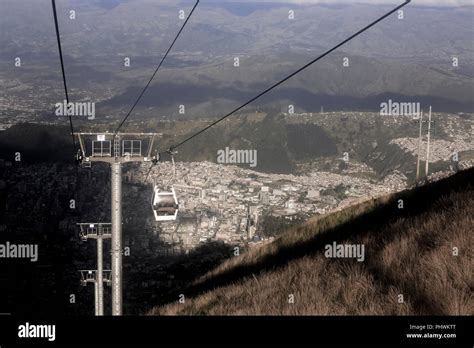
<box><xmin>149</xmin><ymin>168</ymin><xmax>474</xmax><ymax>315</ymax></box>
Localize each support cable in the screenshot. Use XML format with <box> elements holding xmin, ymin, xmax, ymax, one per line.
<box><xmin>162</xmin><ymin>0</ymin><xmax>411</xmax><ymax>155</ymax></box>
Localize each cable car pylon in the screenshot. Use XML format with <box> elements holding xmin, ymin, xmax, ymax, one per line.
<box><xmin>51</xmin><ymin>0</ymin><xmax>199</xmax><ymax>315</ymax></box>
<box><xmin>75</xmin><ymin>132</ymin><xmax>160</xmax><ymax>315</ymax></box>
<box><xmin>77</xmin><ymin>223</ymin><xmax>112</xmax><ymax>315</ymax></box>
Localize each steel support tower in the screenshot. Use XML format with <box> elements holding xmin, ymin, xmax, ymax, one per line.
<box><xmin>79</xmin><ymin>269</ymin><xmax>112</xmax><ymax>315</ymax></box>
<box><xmin>416</xmin><ymin>111</ymin><xmax>424</xmax><ymax>181</ymax></box>
<box><xmin>425</xmin><ymin>106</ymin><xmax>433</xmax><ymax>177</ymax></box>
<box><xmin>75</xmin><ymin>132</ymin><xmax>159</xmax><ymax>315</ymax></box>
<box><xmin>78</xmin><ymin>223</ymin><xmax>112</xmax><ymax>315</ymax></box>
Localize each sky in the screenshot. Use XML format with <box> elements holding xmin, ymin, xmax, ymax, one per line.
<box><xmin>3</xmin><ymin>0</ymin><xmax>471</xmax><ymax>7</ymax></box>
<box><xmin>201</xmin><ymin>0</ymin><xmax>473</xmax><ymax>6</ymax></box>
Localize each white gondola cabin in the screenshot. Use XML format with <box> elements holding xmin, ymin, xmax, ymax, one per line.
<box><xmin>152</xmin><ymin>186</ymin><xmax>179</xmax><ymax>221</ymax></box>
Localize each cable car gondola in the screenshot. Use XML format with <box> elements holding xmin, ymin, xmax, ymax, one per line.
<box><xmin>151</xmin><ymin>150</ymin><xmax>179</xmax><ymax>221</ymax></box>
<box><xmin>151</xmin><ymin>186</ymin><xmax>179</xmax><ymax>221</ymax></box>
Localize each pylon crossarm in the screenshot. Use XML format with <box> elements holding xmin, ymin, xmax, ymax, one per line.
<box><xmin>79</xmin><ymin>270</ymin><xmax>97</xmax><ymax>283</ymax></box>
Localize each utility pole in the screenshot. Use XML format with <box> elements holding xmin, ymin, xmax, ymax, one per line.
<box><xmin>425</xmin><ymin>106</ymin><xmax>432</xmax><ymax>177</ymax></box>
<box><xmin>416</xmin><ymin>111</ymin><xmax>423</xmax><ymax>181</ymax></box>
<box><xmin>75</xmin><ymin>132</ymin><xmax>159</xmax><ymax>315</ymax></box>
<box><xmin>78</xmin><ymin>223</ymin><xmax>111</xmax><ymax>315</ymax></box>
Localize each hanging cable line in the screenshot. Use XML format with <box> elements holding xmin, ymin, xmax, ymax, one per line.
<box><xmin>51</xmin><ymin>0</ymin><xmax>78</xmax><ymax>160</ymax></box>
<box><xmin>113</xmin><ymin>0</ymin><xmax>200</xmax><ymax>136</ymax></box>
<box><xmin>162</xmin><ymin>0</ymin><xmax>410</xmax><ymax>155</ymax></box>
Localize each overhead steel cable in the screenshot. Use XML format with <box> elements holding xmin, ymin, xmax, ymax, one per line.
<box><xmin>51</xmin><ymin>0</ymin><xmax>77</xmax><ymax>159</ymax></box>
<box><xmin>113</xmin><ymin>0</ymin><xmax>200</xmax><ymax>137</ymax></box>
<box><xmin>163</xmin><ymin>0</ymin><xmax>411</xmax><ymax>154</ymax></box>
<box><xmin>143</xmin><ymin>164</ymin><xmax>154</xmax><ymax>184</ymax></box>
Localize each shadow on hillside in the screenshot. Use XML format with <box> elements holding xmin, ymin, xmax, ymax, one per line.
<box><xmin>125</xmin><ymin>240</ymin><xmax>237</xmax><ymax>315</ymax></box>
<box><xmin>0</xmin><ymin>123</ymin><xmax>73</xmax><ymax>164</ymax></box>
<box><xmin>177</xmin><ymin>168</ymin><xmax>474</xmax><ymax>307</ymax></box>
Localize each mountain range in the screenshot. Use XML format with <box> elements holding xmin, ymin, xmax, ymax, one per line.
<box><xmin>1</xmin><ymin>0</ymin><xmax>472</xmax><ymax>120</ymax></box>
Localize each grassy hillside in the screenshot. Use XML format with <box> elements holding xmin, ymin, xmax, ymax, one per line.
<box><xmin>149</xmin><ymin>168</ymin><xmax>474</xmax><ymax>315</ymax></box>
